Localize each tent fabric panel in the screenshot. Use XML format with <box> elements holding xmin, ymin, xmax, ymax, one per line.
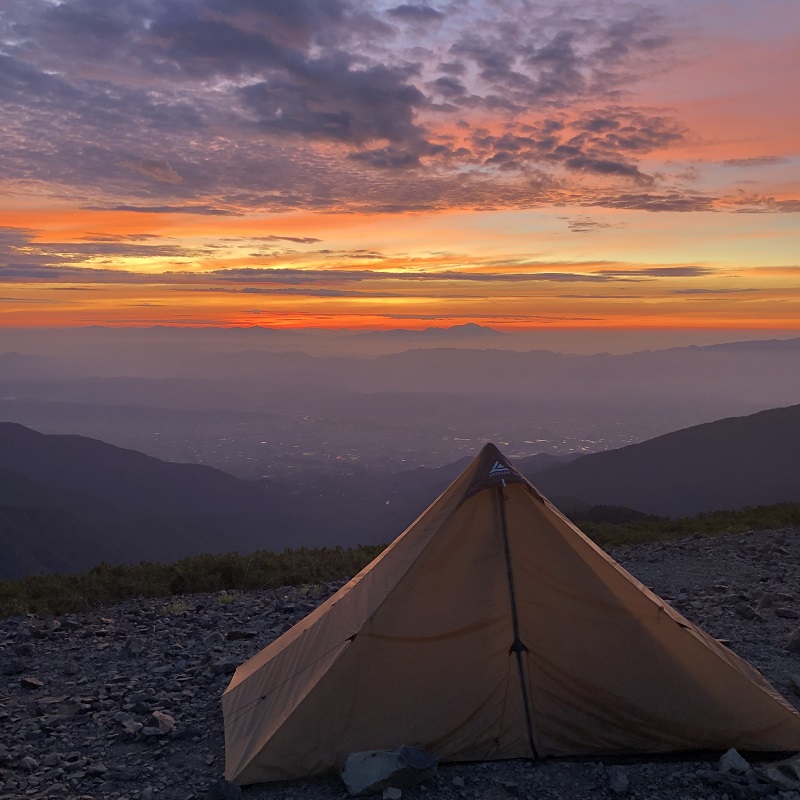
<box><xmin>223</xmin><ymin>448</ymin><xmax>482</xmax><ymax>781</ymax></box>
<box><xmin>237</xmin><ymin>621</ymin><xmax>530</xmax><ymax>783</ymax></box>
<box><xmin>223</xmin><ymin>639</ymin><xmax>349</xmax><ymax>783</ymax></box>
<box><xmin>225</xmin><ymin>454</ymin><xmax>480</xmax><ymax>694</ymax></box>
<box><xmin>504</xmin><ymin>487</ymin><xmax>800</xmax><ymax>755</ymax></box>
<box><xmin>230</xmin><ymin>490</ymin><xmax>533</xmax><ymax>783</ymax></box>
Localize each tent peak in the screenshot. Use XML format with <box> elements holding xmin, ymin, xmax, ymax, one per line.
<box><xmin>466</xmin><ymin>442</ymin><xmax>536</xmax><ymax>499</ymax></box>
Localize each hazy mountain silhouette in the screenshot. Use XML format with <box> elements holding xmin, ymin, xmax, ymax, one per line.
<box><xmin>0</xmin><ymin>422</ymin><xmax>271</xmax><ymax>515</ymax></box>
<box><xmin>358</xmin><ymin>323</ymin><xmax>505</xmax><ymax>339</ymax></box>
<box><xmin>532</xmin><ymin>404</ymin><xmax>800</xmax><ymax>516</ymax></box>
<box><xmin>0</xmin><ymin>423</ymin><xmax>296</xmax><ymax>578</ymax></box>
<box><xmin>0</xmin><ymin>425</ymin><xmax>579</xmax><ymax>579</ymax></box>
<box><xmin>4</xmin><ymin>402</ymin><xmax>800</xmax><ymax>578</ymax></box>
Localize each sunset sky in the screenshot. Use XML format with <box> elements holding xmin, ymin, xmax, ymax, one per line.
<box><xmin>1</xmin><ymin>0</ymin><xmax>798</xmax><ymax>330</ymax></box>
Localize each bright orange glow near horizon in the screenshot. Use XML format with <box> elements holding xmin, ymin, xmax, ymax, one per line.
<box><xmin>1</xmin><ymin>1</ymin><xmax>798</xmax><ymax>334</ymax></box>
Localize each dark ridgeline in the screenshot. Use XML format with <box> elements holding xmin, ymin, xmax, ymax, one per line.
<box><xmin>532</xmin><ymin>404</ymin><xmax>800</xmax><ymax>516</ymax></box>
<box><xmin>2</xmin><ymin>402</ymin><xmax>800</xmax><ymax>580</ymax></box>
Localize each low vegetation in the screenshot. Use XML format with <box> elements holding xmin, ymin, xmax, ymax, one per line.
<box><xmin>0</xmin><ymin>545</ymin><xmax>383</xmax><ymax>617</ymax></box>
<box><xmin>2</xmin><ymin>502</ymin><xmax>799</xmax><ymax>618</ymax></box>
<box><xmin>575</xmin><ymin>501</ymin><xmax>800</xmax><ymax>546</ymax></box>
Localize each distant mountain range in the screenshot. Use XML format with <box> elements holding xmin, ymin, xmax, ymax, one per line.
<box><xmin>357</xmin><ymin>323</ymin><xmax>505</xmax><ymax>339</ymax></box>
<box><xmin>2</xmin><ymin>402</ymin><xmax>800</xmax><ymax>578</ymax></box>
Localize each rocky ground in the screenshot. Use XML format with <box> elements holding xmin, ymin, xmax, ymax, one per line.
<box><xmin>2</xmin><ymin>528</ymin><xmax>800</xmax><ymax>800</ymax></box>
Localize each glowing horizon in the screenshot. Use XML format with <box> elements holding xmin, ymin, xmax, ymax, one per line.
<box><xmin>1</xmin><ymin>1</ymin><xmax>798</xmax><ymax>331</ymax></box>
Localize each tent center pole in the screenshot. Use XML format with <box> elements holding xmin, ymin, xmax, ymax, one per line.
<box><xmin>495</xmin><ymin>486</ymin><xmax>538</xmax><ymax>759</ymax></box>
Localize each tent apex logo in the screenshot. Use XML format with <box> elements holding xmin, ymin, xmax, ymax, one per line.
<box><xmin>489</xmin><ymin>461</ymin><xmax>511</xmax><ymax>477</ymax></box>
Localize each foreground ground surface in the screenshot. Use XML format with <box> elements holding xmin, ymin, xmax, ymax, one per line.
<box><xmin>2</xmin><ymin>528</ymin><xmax>800</xmax><ymax>800</ymax></box>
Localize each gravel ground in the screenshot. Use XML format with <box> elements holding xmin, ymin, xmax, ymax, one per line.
<box><xmin>2</xmin><ymin>528</ymin><xmax>800</xmax><ymax>800</ymax></box>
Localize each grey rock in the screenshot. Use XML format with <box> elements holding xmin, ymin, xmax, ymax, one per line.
<box><xmin>122</xmin><ymin>719</ymin><xmax>144</xmax><ymax>735</ymax></box>
<box><xmin>719</xmin><ymin>748</ymin><xmax>751</xmax><ymax>774</ymax></box>
<box><xmin>109</xmin><ymin>766</ymin><xmax>143</xmax><ymax>782</ymax></box>
<box><xmin>608</xmin><ymin>765</ymin><xmax>630</xmax><ymax>795</ymax></box>
<box><xmin>211</xmin><ymin>659</ymin><xmax>238</xmax><ymax>675</ymax></box>
<box><xmin>787</xmin><ymin>627</ymin><xmax>800</xmax><ymax>654</ymax></box>
<box><xmin>382</xmin><ymin>789</ymin><xmax>402</xmax><ymax>800</ymax></box>
<box><xmin>18</xmin><ymin>756</ymin><xmax>38</xmax><ymax>773</ymax></box>
<box><xmin>20</xmin><ymin>675</ymin><xmax>44</xmax><ymax>690</ymax></box>
<box><xmin>696</xmin><ymin>768</ymin><xmax>728</xmax><ymax>786</ymax></box>
<box><xmin>735</xmin><ymin>603</ymin><xmax>759</xmax><ymax>620</ymax></box>
<box><xmin>763</xmin><ymin>765</ymin><xmax>800</xmax><ymax>791</ymax></box>
<box><xmin>341</xmin><ymin>747</ymin><xmax>438</xmax><ymax>797</ymax></box>
<box><xmin>145</xmin><ymin>710</ymin><xmax>176</xmax><ymax>734</ymax></box>
<box><xmin>225</xmin><ymin>630</ymin><xmax>255</xmax><ymax>641</ymax></box>
<box><xmin>205</xmin><ymin>778</ymin><xmax>245</xmax><ymax>799</ymax></box>
<box><xmin>765</xmin><ymin>755</ymin><xmax>800</xmax><ymax>783</ymax></box>
<box><xmin>123</xmin><ymin>637</ymin><xmax>145</xmax><ymax>656</ymax></box>
<box><xmin>452</xmin><ymin>776</ymin><xmax>466</xmax><ymax>788</ymax></box>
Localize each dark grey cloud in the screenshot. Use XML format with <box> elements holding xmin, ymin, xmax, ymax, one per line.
<box><xmin>671</xmin><ymin>288</ymin><xmax>758</xmax><ymax>294</ymax></box>
<box><xmin>239</xmin><ymin>58</ymin><xmax>431</xmax><ymax>162</ymax></box>
<box><xmin>126</xmin><ymin>158</ymin><xmax>183</xmax><ymax>184</ymax></box>
<box><xmin>727</xmin><ymin>195</ymin><xmax>800</xmax><ymax>213</ymax></box>
<box><xmin>254</xmin><ymin>236</ymin><xmax>323</xmax><ymax>244</ymax></box>
<box><xmin>0</xmin><ymin>263</ymin><xmax>623</xmax><ymax>285</ymax></box>
<box><xmin>79</xmin><ymin>233</ymin><xmax>164</xmax><ymax>242</ymax></box>
<box><xmin>563</xmin><ymin>156</ymin><xmax>652</xmax><ymax>184</ymax></box>
<box><xmin>591</xmin><ymin>193</ymin><xmax>715</xmax><ymax>212</ymax></box>
<box><xmin>431</xmin><ymin>75</ymin><xmax>468</xmax><ymax>99</ymax></box>
<box><xmin>0</xmin><ymin>265</ymin><xmax>156</xmax><ymax>283</ymax></box>
<box><xmin>187</xmin><ymin>286</ymin><xmax>405</xmax><ymax>298</ymax></box>
<box><xmin>0</xmin><ymin>1</ymin><xmax>760</xmax><ymax>215</ymax></box>
<box><xmin>562</xmin><ymin>217</ymin><xmax>619</xmax><ymax>233</ymax></box>
<box><xmin>96</xmin><ymin>206</ymin><xmax>245</xmax><ymax>216</ymax></box>
<box><xmin>598</xmin><ymin>267</ymin><xmax>712</xmax><ymax>278</ymax></box>
<box><xmin>0</xmin><ymin>296</ymin><xmax>56</xmax><ymax>303</ymax></box>
<box><xmin>437</xmin><ymin>61</ymin><xmax>466</xmax><ymax>75</ymax></box>
<box><xmin>556</xmin><ymin>293</ymin><xmax>647</xmax><ymax>299</ymax></box>
<box><xmin>387</xmin><ymin>5</ymin><xmax>444</xmax><ymax>22</ymax></box>
<box><xmin>207</xmin><ymin>267</ymin><xmax>619</xmax><ymax>284</ymax></box>
<box><xmin>449</xmin><ymin>8</ymin><xmax>671</xmax><ymax>111</ymax></box>
<box><xmin>380</xmin><ymin>312</ymin><xmax>603</xmax><ymax>321</ymax></box>
<box><xmin>721</xmin><ymin>156</ymin><xmax>786</xmax><ymax>168</ymax></box>
<box><xmin>470</xmin><ymin>108</ymin><xmax>682</xmax><ymax>185</ymax></box>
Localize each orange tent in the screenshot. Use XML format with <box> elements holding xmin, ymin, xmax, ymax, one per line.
<box><xmin>223</xmin><ymin>443</ymin><xmax>800</xmax><ymax>784</ymax></box>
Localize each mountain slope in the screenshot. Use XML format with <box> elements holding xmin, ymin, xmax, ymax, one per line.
<box><xmin>0</xmin><ymin>422</ymin><xmax>271</xmax><ymax>515</ymax></box>
<box><xmin>532</xmin><ymin>404</ymin><xmax>800</xmax><ymax>516</ymax></box>
<box><xmin>0</xmin><ymin>423</ymin><xmax>292</xmax><ymax>579</ymax></box>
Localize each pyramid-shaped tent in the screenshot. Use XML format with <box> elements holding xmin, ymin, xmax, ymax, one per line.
<box><xmin>223</xmin><ymin>444</ymin><xmax>800</xmax><ymax>784</ymax></box>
